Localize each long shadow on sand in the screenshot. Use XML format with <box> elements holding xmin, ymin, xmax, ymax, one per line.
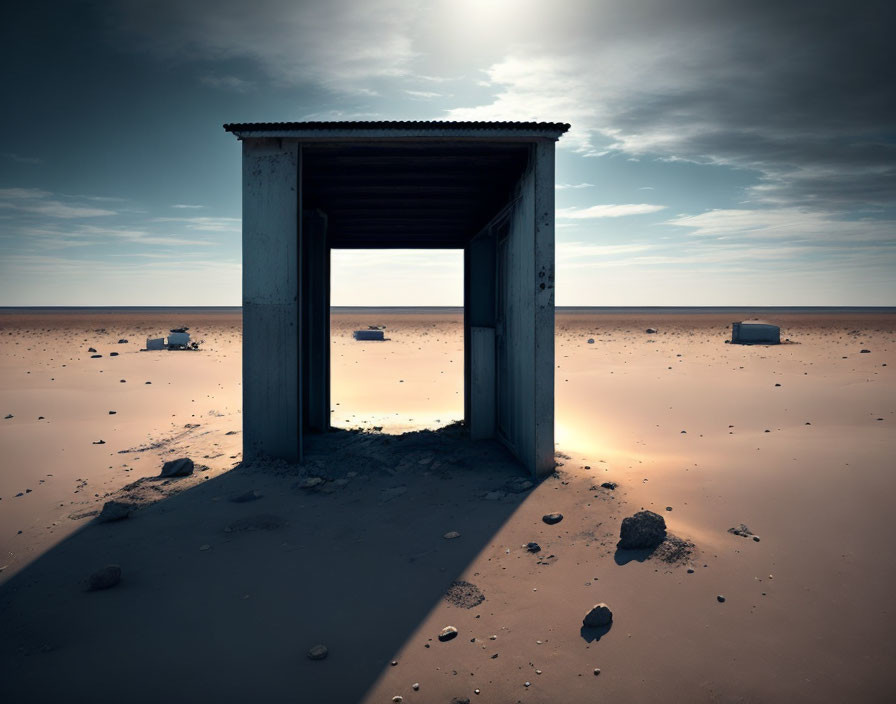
<box><xmin>613</xmin><ymin>547</ymin><xmax>656</xmax><ymax>565</ymax></box>
<box><xmin>0</xmin><ymin>425</ymin><xmax>534</xmax><ymax>703</ymax></box>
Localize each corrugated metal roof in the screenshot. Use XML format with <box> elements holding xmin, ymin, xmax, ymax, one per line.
<box><xmin>223</xmin><ymin>120</ymin><xmax>570</xmax><ymax>133</ymax></box>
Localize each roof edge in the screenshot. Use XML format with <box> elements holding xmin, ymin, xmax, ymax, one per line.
<box><xmin>223</xmin><ymin>120</ymin><xmax>571</xmax><ymax>138</ymax></box>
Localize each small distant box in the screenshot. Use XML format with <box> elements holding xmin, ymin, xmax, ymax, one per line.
<box><xmin>146</xmin><ymin>337</ymin><xmax>165</xmax><ymax>350</ymax></box>
<box><xmin>353</xmin><ymin>330</ymin><xmax>385</xmax><ymax>341</ymax></box>
<box><xmin>731</xmin><ymin>321</ymin><xmax>780</xmax><ymax>344</ymax></box>
<box><xmin>167</xmin><ymin>332</ymin><xmax>191</xmax><ymax>347</ymax></box>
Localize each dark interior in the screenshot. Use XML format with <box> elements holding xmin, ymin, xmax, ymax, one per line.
<box><xmin>301</xmin><ymin>142</ymin><xmax>531</xmax><ymax>248</ymax></box>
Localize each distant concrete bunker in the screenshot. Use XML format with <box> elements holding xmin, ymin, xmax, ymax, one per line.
<box><xmin>731</xmin><ymin>321</ymin><xmax>781</xmax><ymax>344</ymax></box>
<box><xmin>224</xmin><ymin>120</ymin><xmax>570</xmax><ymax>476</ymax></box>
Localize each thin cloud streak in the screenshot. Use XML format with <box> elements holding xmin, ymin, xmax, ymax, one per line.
<box><xmin>557</xmin><ymin>204</ymin><xmax>666</xmax><ymax>219</ymax></box>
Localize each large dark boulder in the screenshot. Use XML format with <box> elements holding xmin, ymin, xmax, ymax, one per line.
<box><xmin>583</xmin><ymin>603</ymin><xmax>613</xmax><ymax>627</ymax></box>
<box><xmin>87</xmin><ymin>564</ymin><xmax>121</xmax><ymax>591</ymax></box>
<box><xmin>160</xmin><ymin>457</ymin><xmax>194</xmax><ymax>477</ymax></box>
<box><xmin>97</xmin><ymin>500</ymin><xmax>132</xmax><ymax>523</ymax></box>
<box><xmin>618</xmin><ymin>510</ymin><xmax>666</xmax><ymax>549</ymax></box>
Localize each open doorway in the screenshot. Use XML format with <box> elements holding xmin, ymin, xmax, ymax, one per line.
<box><xmin>329</xmin><ymin>249</ymin><xmax>464</xmax><ymax>433</ymax></box>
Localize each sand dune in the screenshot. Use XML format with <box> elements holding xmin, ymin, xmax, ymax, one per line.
<box><xmin>1</xmin><ymin>309</ymin><xmax>893</xmax><ymax>702</ymax></box>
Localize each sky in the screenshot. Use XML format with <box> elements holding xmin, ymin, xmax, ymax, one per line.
<box><xmin>1</xmin><ymin>0</ymin><xmax>893</xmax><ymax>306</ymax></box>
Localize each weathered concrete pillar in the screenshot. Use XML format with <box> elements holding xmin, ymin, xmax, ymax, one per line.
<box><xmin>302</xmin><ymin>209</ymin><xmax>329</xmax><ymax>432</ymax></box>
<box><xmin>464</xmin><ymin>232</ymin><xmax>497</xmax><ymax>439</ymax></box>
<box><xmin>532</xmin><ymin>140</ymin><xmax>556</xmax><ymax>476</ymax></box>
<box><xmin>494</xmin><ymin>141</ymin><xmax>556</xmax><ymax>477</ymax></box>
<box><xmin>241</xmin><ymin>139</ymin><xmax>301</xmax><ymax>461</ymax></box>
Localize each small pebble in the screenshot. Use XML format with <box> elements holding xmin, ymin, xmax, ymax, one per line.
<box><xmin>594</xmin><ymin>668</ymin><xmax>601</xmax><ymax>676</ymax></box>
<box><xmin>307</xmin><ymin>644</ymin><xmax>328</xmax><ymax>660</ymax></box>
<box><xmin>438</xmin><ymin>626</ymin><xmax>458</xmax><ymax>642</ymax></box>
<box><xmin>717</xmin><ymin>595</ymin><xmax>726</xmax><ymax>603</ymax></box>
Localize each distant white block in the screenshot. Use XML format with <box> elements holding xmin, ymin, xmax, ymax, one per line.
<box><xmin>731</xmin><ymin>321</ymin><xmax>780</xmax><ymax>344</ymax></box>
<box><xmin>167</xmin><ymin>332</ymin><xmax>191</xmax><ymax>347</ymax></box>
<box><xmin>146</xmin><ymin>337</ymin><xmax>165</xmax><ymax>350</ymax></box>
<box><xmin>352</xmin><ymin>330</ymin><xmax>385</xmax><ymax>341</ymax></box>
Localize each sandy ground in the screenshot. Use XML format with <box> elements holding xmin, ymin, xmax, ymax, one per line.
<box><xmin>0</xmin><ymin>309</ymin><xmax>894</xmax><ymax>703</ymax></box>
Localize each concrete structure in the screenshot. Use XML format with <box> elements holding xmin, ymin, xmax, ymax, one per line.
<box><xmin>224</xmin><ymin>120</ymin><xmax>570</xmax><ymax>477</ymax></box>
<box><xmin>731</xmin><ymin>321</ymin><xmax>781</xmax><ymax>344</ymax></box>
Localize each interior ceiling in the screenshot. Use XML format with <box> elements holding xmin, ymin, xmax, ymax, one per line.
<box><xmin>301</xmin><ymin>142</ymin><xmax>531</xmax><ymax>248</ymax></box>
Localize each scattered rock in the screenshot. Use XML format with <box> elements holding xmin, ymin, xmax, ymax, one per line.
<box><xmin>587</xmin><ymin>338</ymin><xmax>595</xmax><ymax>344</ymax></box>
<box><xmin>97</xmin><ymin>500</ymin><xmax>132</xmax><ymax>523</ymax></box>
<box><xmin>717</xmin><ymin>595</ymin><xmax>726</xmax><ymax>603</ymax></box>
<box><xmin>506</xmin><ymin>477</ymin><xmax>534</xmax><ymax>493</ymax></box>
<box><xmin>307</xmin><ymin>644</ymin><xmax>328</xmax><ymax>660</ymax></box>
<box><xmin>90</xmin><ymin>354</ymin><xmax>102</xmax><ymax>359</ymax></box>
<box><xmin>444</xmin><ymin>580</ymin><xmax>485</xmax><ymax>609</ymax></box>
<box><xmin>583</xmin><ymin>603</ymin><xmax>613</xmax><ymax>627</ymax></box>
<box><xmin>618</xmin><ymin>510</ymin><xmax>667</xmax><ymax>549</ymax></box>
<box><xmin>438</xmin><ymin>626</ymin><xmax>458</xmax><ymax>642</ymax></box>
<box><xmin>118</xmin><ymin>339</ymin><xmax>128</xmax><ymax>344</ymax></box>
<box><xmin>526</xmin><ymin>542</ymin><xmax>541</xmax><ymax>553</ymax></box>
<box><xmin>92</xmin><ymin>439</ymin><xmax>105</xmax><ymax>445</ymax></box>
<box><xmin>298</xmin><ymin>476</ymin><xmax>326</xmax><ymax>491</ymax></box>
<box><xmin>87</xmin><ymin>564</ymin><xmax>121</xmax><ymax>591</ymax></box>
<box><xmin>88</xmin><ymin>347</ymin><xmax>97</xmax><ymax>353</ymax></box>
<box><xmin>230</xmin><ymin>489</ymin><xmax>262</xmax><ymax>503</ymax></box>
<box><xmin>542</xmin><ymin>512</ymin><xmax>563</xmax><ymax>525</ymax></box>
<box><xmin>160</xmin><ymin>457</ymin><xmax>194</xmax><ymax>477</ymax></box>
<box><xmin>653</xmin><ymin>535</ymin><xmax>696</xmax><ymax>565</ymax></box>
<box><xmin>443</xmin><ymin>531</ymin><xmax>461</xmax><ymax>539</ymax></box>
<box><xmin>646</xmin><ymin>328</ymin><xmax>657</xmax><ymax>334</ymax></box>
<box><xmin>728</xmin><ymin>523</ymin><xmax>754</xmax><ymax>538</ymax></box>
<box><xmin>109</xmin><ymin>352</ymin><xmax>119</xmax><ymax>357</ymax></box>
<box><xmin>860</xmin><ymin>349</ymin><xmax>871</xmax><ymax>353</ymax></box>
<box><xmin>600</xmin><ymin>481</ymin><xmax>617</xmax><ymax>490</ymax></box>
<box><xmin>4</xmin><ymin>414</ymin><xmax>12</xmax><ymax>419</ymax></box>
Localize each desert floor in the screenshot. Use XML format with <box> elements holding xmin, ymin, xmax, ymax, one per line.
<box><xmin>0</xmin><ymin>309</ymin><xmax>894</xmax><ymax>703</ymax></box>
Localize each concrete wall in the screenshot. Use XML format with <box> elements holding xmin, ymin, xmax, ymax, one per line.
<box><xmin>491</xmin><ymin>142</ymin><xmax>556</xmax><ymax>476</ymax></box>
<box><xmin>242</xmin><ymin>139</ymin><xmax>301</xmax><ymax>461</ymax></box>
